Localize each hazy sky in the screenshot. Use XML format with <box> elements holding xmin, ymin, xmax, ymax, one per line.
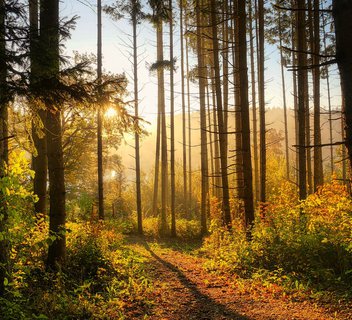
<box><xmin>61</xmin><ymin>0</ymin><xmax>342</xmax><ymax>124</ymax></box>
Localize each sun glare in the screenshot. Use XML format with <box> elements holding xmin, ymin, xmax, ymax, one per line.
<box><xmin>105</xmin><ymin>107</ymin><xmax>117</xmax><ymax>118</ymax></box>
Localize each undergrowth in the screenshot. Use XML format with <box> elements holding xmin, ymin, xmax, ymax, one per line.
<box><xmin>203</xmin><ymin>181</ymin><xmax>352</xmax><ymax>300</ymax></box>
<box><xmin>0</xmin><ymin>222</ymin><xmax>153</xmax><ymax>320</ymax></box>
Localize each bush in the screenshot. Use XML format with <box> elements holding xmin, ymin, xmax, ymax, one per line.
<box><xmin>203</xmin><ymin>181</ymin><xmax>352</xmax><ymax>294</ymax></box>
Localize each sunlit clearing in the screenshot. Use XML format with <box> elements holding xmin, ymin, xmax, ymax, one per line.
<box><xmin>105</xmin><ymin>107</ymin><xmax>117</xmax><ymax>118</ymax></box>
<box><xmin>111</xmin><ymin>170</ymin><xmax>116</xmax><ymax>178</ymax></box>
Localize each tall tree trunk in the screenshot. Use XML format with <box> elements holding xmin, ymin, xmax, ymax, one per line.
<box><xmin>206</xmin><ymin>79</ymin><xmax>215</xmax><ymax>197</ymax></box>
<box><xmin>42</xmin><ymin>0</ymin><xmax>66</xmax><ymax>268</ymax></box>
<box><xmin>249</xmin><ymin>0</ymin><xmax>259</xmax><ymax>202</ymax></box>
<box><xmin>257</xmin><ymin>0</ymin><xmax>266</xmax><ymax>206</ymax></box>
<box><xmin>222</xmin><ymin>0</ymin><xmax>229</xmax><ymax>159</ymax></box>
<box><xmin>132</xmin><ymin>3</ymin><xmax>142</xmax><ymax>234</ymax></box>
<box><xmin>238</xmin><ymin>0</ymin><xmax>254</xmax><ymax>234</ymax></box>
<box><xmin>157</xmin><ymin>20</ymin><xmax>168</xmax><ymax>235</ymax></box>
<box><xmin>211</xmin><ymin>65</ymin><xmax>221</xmax><ymax>200</ymax></box>
<box><xmin>312</xmin><ymin>0</ymin><xmax>323</xmax><ymax>189</ymax></box>
<box><xmin>180</xmin><ymin>0</ymin><xmax>188</xmax><ymax>214</ymax></box>
<box><xmin>321</xmin><ymin>7</ymin><xmax>334</xmax><ymax>176</ymax></box>
<box><xmin>152</xmin><ymin>109</ymin><xmax>160</xmax><ymax>214</ymax></box>
<box><xmin>0</xmin><ymin>0</ymin><xmax>9</xmax><ymax>296</ymax></box>
<box><xmin>297</xmin><ymin>0</ymin><xmax>307</xmax><ymax>200</ymax></box>
<box><xmin>291</xmin><ymin>1</ymin><xmax>299</xmax><ymax>185</ymax></box>
<box><xmin>333</xmin><ymin>0</ymin><xmax>352</xmax><ymax>172</ymax></box>
<box><xmin>185</xmin><ymin>24</ymin><xmax>192</xmax><ymax>216</ymax></box>
<box><xmin>234</xmin><ymin>0</ymin><xmax>244</xmax><ymax>212</ymax></box>
<box><xmin>169</xmin><ymin>0</ymin><xmax>176</xmax><ymax>237</ymax></box>
<box><xmin>210</xmin><ymin>0</ymin><xmax>231</xmax><ymax>226</ymax></box>
<box><xmin>30</xmin><ymin>0</ymin><xmax>47</xmax><ymax>217</ymax></box>
<box><xmin>196</xmin><ymin>0</ymin><xmax>209</xmax><ymax>235</ymax></box>
<box><xmin>97</xmin><ymin>0</ymin><xmax>104</xmax><ymax>220</ymax></box>
<box><xmin>278</xmin><ymin>9</ymin><xmax>290</xmax><ymax>181</ymax></box>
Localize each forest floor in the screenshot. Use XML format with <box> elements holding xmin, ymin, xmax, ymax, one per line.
<box><xmin>126</xmin><ymin>236</ymin><xmax>352</xmax><ymax>320</ymax></box>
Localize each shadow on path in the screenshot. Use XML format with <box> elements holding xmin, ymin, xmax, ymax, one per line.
<box><xmin>141</xmin><ymin>239</ymin><xmax>251</xmax><ymax>320</ymax></box>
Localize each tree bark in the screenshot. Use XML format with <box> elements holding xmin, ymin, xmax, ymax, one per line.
<box><xmin>30</xmin><ymin>0</ymin><xmax>48</xmax><ymax>217</ymax></box>
<box><xmin>238</xmin><ymin>0</ymin><xmax>254</xmax><ymax>235</ymax></box>
<box><xmin>210</xmin><ymin>0</ymin><xmax>231</xmax><ymax>227</ymax></box>
<box><xmin>41</xmin><ymin>0</ymin><xmax>66</xmax><ymax>269</ymax></box>
<box><xmin>97</xmin><ymin>0</ymin><xmax>104</xmax><ymax>220</ymax></box>
<box><xmin>179</xmin><ymin>0</ymin><xmax>188</xmax><ymax>214</ymax></box>
<box><xmin>132</xmin><ymin>1</ymin><xmax>142</xmax><ymax>234</ymax></box>
<box><xmin>169</xmin><ymin>0</ymin><xmax>176</xmax><ymax>237</ymax></box>
<box><xmin>258</xmin><ymin>0</ymin><xmax>266</xmax><ymax>206</ymax></box>
<box><xmin>196</xmin><ymin>0</ymin><xmax>209</xmax><ymax>236</ymax></box>
<box><xmin>249</xmin><ymin>0</ymin><xmax>259</xmax><ymax>202</ymax></box>
<box><xmin>312</xmin><ymin>0</ymin><xmax>323</xmax><ymax>190</ymax></box>
<box><xmin>278</xmin><ymin>9</ymin><xmax>290</xmax><ymax>181</ymax></box>
<box><xmin>297</xmin><ymin>0</ymin><xmax>307</xmax><ymax>200</ymax></box>
<box><xmin>0</xmin><ymin>0</ymin><xmax>9</xmax><ymax>296</ymax></box>
<box><xmin>157</xmin><ymin>20</ymin><xmax>168</xmax><ymax>235</ymax></box>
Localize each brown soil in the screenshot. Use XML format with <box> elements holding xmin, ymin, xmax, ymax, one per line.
<box><xmin>129</xmin><ymin>237</ymin><xmax>351</xmax><ymax>320</ymax></box>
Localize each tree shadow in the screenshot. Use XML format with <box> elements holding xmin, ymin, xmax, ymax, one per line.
<box><xmin>141</xmin><ymin>239</ymin><xmax>251</xmax><ymax>320</ymax></box>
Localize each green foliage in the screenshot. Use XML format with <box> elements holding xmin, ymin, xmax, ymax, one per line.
<box><xmin>203</xmin><ymin>181</ymin><xmax>352</xmax><ymax>297</ymax></box>
<box><xmin>1</xmin><ymin>222</ymin><xmax>153</xmax><ymax>319</ymax></box>
<box><xmin>1</xmin><ymin>150</ymin><xmax>38</xmax><ymax>220</ymax></box>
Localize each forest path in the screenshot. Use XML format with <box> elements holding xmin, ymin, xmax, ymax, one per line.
<box><xmin>127</xmin><ymin>236</ymin><xmax>347</xmax><ymax>320</ymax></box>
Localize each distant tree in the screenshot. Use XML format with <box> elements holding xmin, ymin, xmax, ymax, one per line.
<box><xmin>105</xmin><ymin>0</ymin><xmax>145</xmax><ymax>233</ymax></box>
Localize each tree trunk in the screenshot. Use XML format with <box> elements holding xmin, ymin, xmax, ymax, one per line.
<box><xmin>30</xmin><ymin>0</ymin><xmax>47</xmax><ymax>217</ymax></box>
<box><xmin>322</xmin><ymin>8</ymin><xmax>334</xmax><ymax>176</ymax></box>
<box><xmin>97</xmin><ymin>0</ymin><xmax>104</xmax><ymax>220</ymax></box>
<box><xmin>0</xmin><ymin>0</ymin><xmax>9</xmax><ymax>296</ymax></box>
<box><xmin>278</xmin><ymin>9</ymin><xmax>290</xmax><ymax>181</ymax></box>
<box><xmin>180</xmin><ymin>0</ymin><xmax>188</xmax><ymax>214</ymax></box>
<box><xmin>238</xmin><ymin>0</ymin><xmax>254</xmax><ymax>235</ymax></box>
<box><xmin>196</xmin><ymin>0</ymin><xmax>209</xmax><ymax>235</ymax></box>
<box><xmin>333</xmin><ymin>0</ymin><xmax>352</xmax><ymax>171</ymax></box>
<box><xmin>249</xmin><ymin>0</ymin><xmax>259</xmax><ymax>202</ymax></box>
<box><xmin>257</xmin><ymin>0</ymin><xmax>266</xmax><ymax>206</ymax></box>
<box><xmin>312</xmin><ymin>0</ymin><xmax>323</xmax><ymax>190</ymax></box>
<box><xmin>210</xmin><ymin>0</ymin><xmax>231</xmax><ymax>226</ymax></box>
<box><xmin>185</xmin><ymin>23</ymin><xmax>192</xmax><ymax>216</ymax></box>
<box><xmin>41</xmin><ymin>0</ymin><xmax>66</xmax><ymax>269</ymax></box>
<box><xmin>297</xmin><ymin>0</ymin><xmax>307</xmax><ymax>200</ymax></box>
<box><xmin>132</xmin><ymin>4</ymin><xmax>142</xmax><ymax>234</ymax></box>
<box><xmin>157</xmin><ymin>20</ymin><xmax>168</xmax><ymax>235</ymax></box>
<box><xmin>169</xmin><ymin>0</ymin><xmax>176</xmax><ymax>237</ymax></box>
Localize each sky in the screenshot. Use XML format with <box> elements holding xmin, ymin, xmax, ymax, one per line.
<box><xmin>60</xmin><ymin>0</ymin><xmax>342</xmax><ymax>177</ymax></box>
<box><xmin>60</xmin><ymin>0</ymin><xmax>303</xmax><ymax>122</ymax></box>
<box><xmin>61</xmin><ymin>0</ymin><xmax>342</xmax><ymax>117</ymax></box>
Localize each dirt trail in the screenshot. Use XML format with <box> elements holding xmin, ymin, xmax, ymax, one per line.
<box><xmin>130</xmin><ymin>238</ymin><xmax>350</xmax><ymax>320</ymax></box>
